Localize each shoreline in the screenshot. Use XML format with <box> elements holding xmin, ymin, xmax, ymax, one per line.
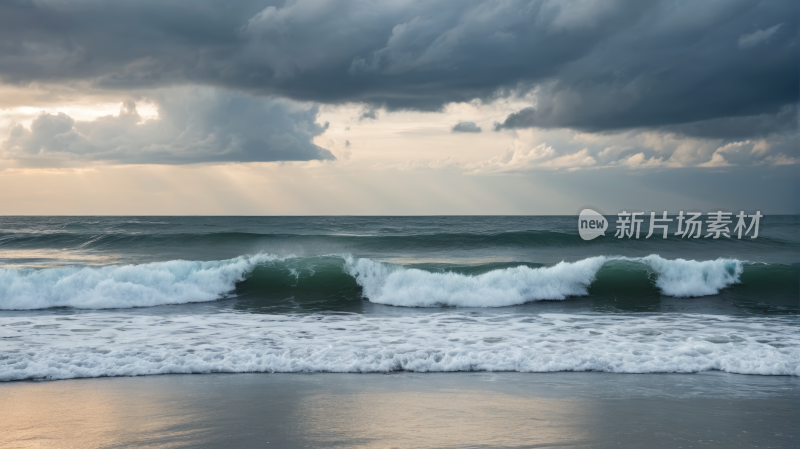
<box><xmin>2</xmin><ymin>371</ymin><xmax>798</xmax><ymax>448</ymax></box>
<box><xmin>3</xmin><ymin>368</ymin><xmax>800</xmax><ymax>384</ymax></box>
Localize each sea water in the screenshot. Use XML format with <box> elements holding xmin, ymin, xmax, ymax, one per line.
<box><xmin>0</xmin><ymin>216</ymin><xmax>797</xmax><ymax>380</ymax></box>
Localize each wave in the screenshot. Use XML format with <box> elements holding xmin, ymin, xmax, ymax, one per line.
<box><xmin>639</xmin><ymin>255</ymin><xmax>743</xmax><ymax>297</ymax></box>
<box><xmin>345</xmin><ymin>256</ymin><xmax>607</xmax><ymax>307</ymax></box>
<box><xmin>0</xmin><ymin>253</ymin><xmax>793</xmax><ymax>310</ymax></box>
<box><xmin>0</xmin><ymin>254</ymin><xmax>279</xmax><ymax>310</ymax></box>
<box><xmin>346</xmin><ymin>255</ymin><xmax>748</xmax><ymax>307</ymax></box>
<box><xmin>1</xmin><ymin>312</ymin><xmax>797</xmax><ymax>381</ymax></box>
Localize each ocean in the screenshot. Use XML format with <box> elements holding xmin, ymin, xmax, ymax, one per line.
<box><xmin>1</xmin><ymin>215</ymin><xmax>798</xmax><ymax>381</ymax></box>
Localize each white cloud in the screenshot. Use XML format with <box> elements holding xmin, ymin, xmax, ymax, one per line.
<box><xmin>698</xmin><ymin>152</ymin><xmax>732</xmax><ymax>168</ymax></box>
<box><xmin>619</xmin><ymin>152</ymin><xmax>665</xmax><ymax>169</ymax></box>
<box><xmin>466</xmin><ymin>144</ymin><xmax>597</xmax><ymax>173</ymax></box>
<box><xmin>762</xmin><ymin>153</ymin><xmax>799</xmax><ymax>166</ymax></box>
<box><xmin>738</xmin><ymin>24</ymin><xmax>782</xmax><ymax>49</ymax></box>
<box><xmin>751</xmin><ymin>140</ymin><xmax>770</xmax><ymax>155</ymax></box>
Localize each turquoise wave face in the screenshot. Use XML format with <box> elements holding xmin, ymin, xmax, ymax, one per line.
<box><xmin>1</xmin><ymin>254</ymin><xmax>797</xmax><ymax>314</ymax></box>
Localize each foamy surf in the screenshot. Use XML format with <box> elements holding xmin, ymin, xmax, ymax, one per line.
<box><xmin>345</xmin><ymin>255</ymin><xmax>607</xmax><ymax>307</ymax></box>
<box><xmin>639</xmin><ymin>255</ymin><xmax>743</xmax><ymax>297</ymax></box>
<box><xmin>346</xmin><ymin>255</ymin><xmax>744</xmax><ymax>307</ymax></box>
<box><xmin>0</xmin><ymin>253</ymin><xmax>281</xmax><ymax>310</ymax></box>
<box><xmin>1</xmin><ymin>312</ymin><xmax>797</xmax><ymax>381</ymax></box>
<box><xmin>0</xmin><ymin>253</ymin><xmax>752</xmax><ymax>310</ymax></box>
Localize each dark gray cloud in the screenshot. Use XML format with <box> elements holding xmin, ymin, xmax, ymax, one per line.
<box><xmin>452</xmin><ymin>122</ymin><xmax>482</xmax><ymax>133</ymax></box>
<box><xmin>659</xmin><ymin>105</ymin><xmax>798</xmax><ymax>139</ymax></box>
<box><xmin>1</xmin><ymin>88</ymin><xmax>333</xmax><ymax>165</ymax></box>
<box><xmin>0</xmin><ymin>0</ymin><xmax>797</xmax><ymax>138</ymax></box>
<box><xmin>359</xmin><ymin>107</ymin><xmax>378</xmax><ymax>121</ymax></box>
<box><xmin>496</xmin><ymin>102</ymin><xmax>798</xmax><ymax>140</ymax></box>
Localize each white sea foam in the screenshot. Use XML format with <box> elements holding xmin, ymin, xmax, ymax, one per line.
<box><xmin>1</xmin><ymin>312</ymin><xmax>797</xmax><ymax>381</ymax></box>
<box><xmin>0</xmin><ymin>253</ymin><xmax>280</xmax><ymax>310</ymax></box>
<box><xmin>0</xmin><ymin>253</ymin><xmax>748</xmax><ymax>310</ymax></box>
<box><xmin>345</xmin><ymin>255</ymin><xmax>745</xmax><ymax>307</ymax></box>
<box><xmin>345</xmin><ymin>256</ymin><xmax>607</xmax><ymax>307</ymax></box>
<box><xmin>639</xmin><ymin>255</ymin><xmax>743</xmax><ymax>297</ymax></box>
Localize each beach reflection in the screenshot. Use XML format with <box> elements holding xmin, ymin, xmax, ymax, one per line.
<box><xmin>2</xmin><ymin>373</ymin><xmax>797</xmax><ymax>448</ymax></box>
<box><xmin>293</xmin><ymin>388</ymin><xmax>590</xmax><ymax>448</ymax></box>
<box><xmin>0</xmin><ymin>374</ymin><xmax>590</xmax><ymax>448</ymax></box>
<box><xmin>0</xmin><ymin>378</ymin><xmax>208</xmax><ymax>449</ymax></box>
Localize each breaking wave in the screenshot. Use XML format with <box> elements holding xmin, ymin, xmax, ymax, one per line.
<box><xmin>0</xmin><ymin>253</ymin><xmax>782</xmax><ymax>310</ymax></box>
<box><xmin>345</xmin><ymin>256</ymin><xmax>607</xmax><ymax>307</ymax></box>
<box><xmin>0</xmin><ymin>254</ymin><xmax>280</xmax><ymax>310</ymax></box>
<box><xmin>345</xmin><ymin>255</ymin><xmax>746</xmax><ymax>307</ymax></box>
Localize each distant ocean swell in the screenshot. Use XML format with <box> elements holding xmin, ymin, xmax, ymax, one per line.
<box><xmin>0</xmin><ymin>253</ymin><xmax>794</xmax><ymax>310</ymax></box>
<box><xmin>1</xmin><ymin>313</ymin><xmax>797</xmax><ymax>381</ymax></box>
<box><xmin>0</xmin><ymin>229</ymin><xmax>792</xmax><ymax>251</ymax></box>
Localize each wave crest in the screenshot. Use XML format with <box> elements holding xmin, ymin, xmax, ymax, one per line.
<box><xmin>345</xmin><ymin>256</ymin><xmax>606</xmax><ymax>307</ymax></box>
<box><xmin>640</xmin><ymin>255</ymin><xmax>743</xmax><ymax>297</ymax></box>
<box><xmin>0</xmin><ymin>253</ymin><xmax>751</xmax><ymax>310</ymax></box>
<box><xmin>0</xmin><ymin>253</ymin><xmax>280</xmax><ymax>310</ymax></box>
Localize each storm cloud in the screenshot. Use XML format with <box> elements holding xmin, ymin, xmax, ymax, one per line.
<box><xmin>452</xmin><ymin>122</ymin><xmax>482</xmax><ymax>133</ymax></box>
<box><xmin>1</xmin><ymin>0</ymin><xmax>796</xmax><ymax>138</ymax></box>
<box><xmin>1</xmin><ymin>88</ymin><xmax>333</xmax><ymax>165</ymax></box>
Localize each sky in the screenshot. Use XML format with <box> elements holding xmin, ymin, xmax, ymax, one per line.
<box><xmin>0</xmin><ymin>0</ymin><xmax>797</xmax><ymax>215</ymax></box>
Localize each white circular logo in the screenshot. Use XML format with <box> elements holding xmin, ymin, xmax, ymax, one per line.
<box><xmin>578</xmin><ymin>209</ymin><xmax>608</xmax><ymax>240</ymax></box>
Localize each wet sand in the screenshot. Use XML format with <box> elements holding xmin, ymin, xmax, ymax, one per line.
<box><xmin>1</xmin><ymin>371</ymin><xmax>798</xmax><ymax>448</ymax></box>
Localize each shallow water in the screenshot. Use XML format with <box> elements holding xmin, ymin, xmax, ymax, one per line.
<box><xmin>2</xmin><ymin>372</ymin><xmax>798</xmax><ymax>448</ymax></box>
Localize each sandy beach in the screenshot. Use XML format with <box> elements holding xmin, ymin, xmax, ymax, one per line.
<box><xmin>2</xmin><ymin>371</ymin><xmax>798</xmax><ymax>448</ymax></box>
